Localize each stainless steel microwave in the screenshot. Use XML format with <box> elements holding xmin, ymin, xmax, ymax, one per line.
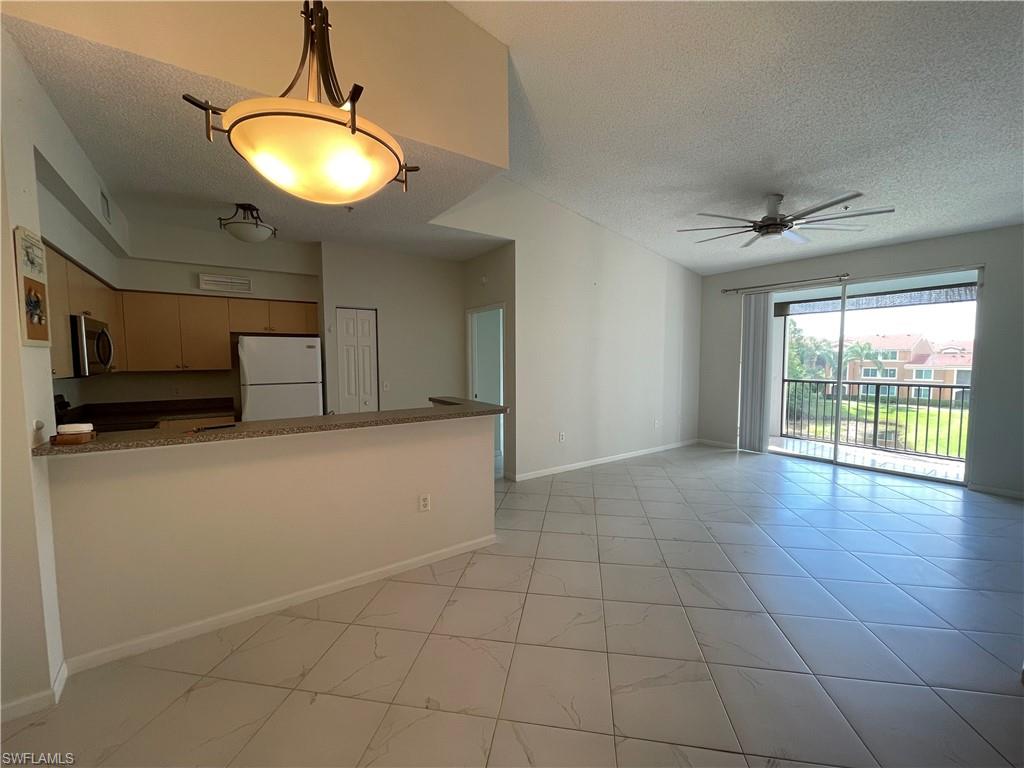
<box><xmin>71</xmin><ymin>315</ymin><xmax>114</xmax><ymax>376</ymax></box>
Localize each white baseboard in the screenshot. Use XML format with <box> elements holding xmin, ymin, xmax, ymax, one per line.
<box><xmin>2</xmin><ymin>686</ymin><xmax>55</xmax><ymax>723</ymax></box>
<box><xmin>64</xmin><ymin>534</ymin><xmax>496</xmax><ymax>676</ymax></box>
<box><xmin>515</xmin><ymin>440</ymin><xmax>697</xmax><ymax>481</ymax></box>
<box><xmin>697</xmin><ymin>439</ymin><xmax>738</xmax><ymax>449</ymax></box>
<box><xmin>967</xmin><ymin>482</ymin><xmax>1024</xmax><ymax>500</ymax></box>
<box><xmin>0</xmin><ymin>662</ymin><xmax>69</xmax><ymax>723</ymax></box>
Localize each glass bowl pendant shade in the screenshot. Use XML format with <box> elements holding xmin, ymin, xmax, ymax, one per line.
<box><xmin>183</xmin><ymin>1</ymin><xmax>417</xmax><ymax>206</ymax></box>
<box><xmin>223</xmin><ymin>98</ymin><xmax>403</xmax><ymax>205</ymax></box>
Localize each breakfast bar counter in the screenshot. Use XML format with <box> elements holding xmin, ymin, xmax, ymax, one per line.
<box><xmin>34</xmin><ymin>396</ymin><xmax>506</xmax><ymax>456</ymax></box>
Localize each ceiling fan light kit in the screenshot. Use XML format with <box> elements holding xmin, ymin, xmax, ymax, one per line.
<box><xmin>183</xmin><ymin>0</ymin><xmax>418</xmax><ymax>205</ymax></box>
<box><xmin>677</xmin><ymin>192</ymin><xmax>895</xmax><ymax>248</ymax></box>
<box><xmin>218</xmin><ymin>203</ymin><xmax>277</xmax><ymax>243</ymax></box>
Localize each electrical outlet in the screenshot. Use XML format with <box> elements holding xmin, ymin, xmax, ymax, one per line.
<box><xmin>558</xmin><ymin>431</ymin><xmax>566</xmax><ymax>443</ymax></box>
<box><xmin>654</xmin><ymin>418</ymin><xmax>661</xmax><ymax>430</ymax></box>
<box><xmin>382</xmin><ymin>382</ymin><xmax>390</xmax><ymax>392</ymax></box>
<box><xmin>418</xmin><ymin>494</ymin><xmax>431</xmax><ymax>512</ymax></box>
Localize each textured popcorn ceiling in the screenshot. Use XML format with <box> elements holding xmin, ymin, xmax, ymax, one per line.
<box><xmin>455</xmin><ymin>2</ymin><xmax>1024</xmax><ymax>274</ymax></box>
<box><xmin>3</xmin><ymin>17</ymin><xmax>506</xmax><ymax>260</ymax></box>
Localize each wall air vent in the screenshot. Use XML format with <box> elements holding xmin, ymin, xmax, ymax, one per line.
<box><xmin>198</xmin><ymin>273</ymin><xmax>253</xmax><ymax>293</ymax></box>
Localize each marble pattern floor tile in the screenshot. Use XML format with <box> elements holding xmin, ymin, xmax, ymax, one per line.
<box><xmin>394</xmin><ymin>634</ymin><xmax>513</xmax><ymax>717</ymax></box>
<box><xmin>709</xmin><ymin>664</ymin><xmax>877</xmax><ymax>767</ymax></box>
<box><xmin>299</xmin><ymin>625</ymin><xmax>427</xmax><ymax>702</ymax></box>
<box><xmin>488</xmin><ymin>721</ymin><xmax>616</xmax><ymax>767</ymax></box>
<box><xmin>609</xmin><ymin>655</ymin><xmax>740</xmax><ymax>752</ymax></box>
<box><xmin>603</xmin><ymin>601</ymin><xmax>703</xmax><ymax>660</ymax></box>
<box><xmin>209</xmin><ymin>615</ymin><xmax>345</xmax><ymax>688</ymax></box>
<box><xmin>230</xmin><ymin>690</ymin><xmax>387</xmax><ymax>767</ymax></box>
<box><xmin>500</xmin><ymin>644</ymin><xmax>613</xmax><ymax>733</ymax></box>
<box><xmin>103</xmin><ymin>678</ymin><xmax>287</xmax><ymax>767</ymax></box>
<box><xmin>433</xmin><ymin>588</ymin><xmax>526</xmax><ymax>641</ymax></box>
<box><xmin>357</xmin><ymin>705</ymin><xmax>495</xmax><ymax>767</ymax></box>
<box><xmin>516</xmin><ymin>594</ymin><xmax>606</xmax><ymax>651</ymax></box>
<box><xmin>819</xmin><ymin>676</ymin><xmax>1009</xmax><ymax>768</ymax></box>
<box><xmin>15</xmin><ymin>445</ymin><xmax>1020</xmax><ymax>768</ymax></box>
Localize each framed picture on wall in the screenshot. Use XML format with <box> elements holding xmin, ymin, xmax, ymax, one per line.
<box><xmin>13</xmin><ymin>225</ymin><xmax>51</xmax><ymax>347</ymax></box>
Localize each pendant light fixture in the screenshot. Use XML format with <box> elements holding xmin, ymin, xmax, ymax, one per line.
<box><xmin>218</xmin><ymin>204</ymin><xmax>277</xmax><ymax>243</ymax></box>
<box><xmin>183</xmin><ymin>1</ymin><xmax>418</xmax><ymax>206</ymax></box>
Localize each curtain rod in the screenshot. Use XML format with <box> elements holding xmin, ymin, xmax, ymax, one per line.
<box><xmin>720</xmin><ymin>273</ymin><xmax>850</xmax><ymax>295</ymax></box>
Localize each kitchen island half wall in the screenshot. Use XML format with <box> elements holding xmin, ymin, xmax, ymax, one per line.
<box><xmin>42</xmin><ymin>404</ymin><xmax>500</xmax><ymax>671</ymax></box>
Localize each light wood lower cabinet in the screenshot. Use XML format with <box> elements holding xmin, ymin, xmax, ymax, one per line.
<box><xmin>46</xmin><ymin>247</ymin><xmax>74</xmax><ymax>378</ymax></box>
<box><xmin>122</xmin><ymin>292</ymin><xmax>183</xmax><ymax>371</ymax></box>
<box><xmin>178</xmin><ymin>295</ymin><xmax>232</xmax><ymax>370</ymax></box>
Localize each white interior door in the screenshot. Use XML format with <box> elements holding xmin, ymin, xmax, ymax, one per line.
<box><xmin>336</xmin><ymin>307</ymin><xmax>379</xmax><ymax>414</ymax></box>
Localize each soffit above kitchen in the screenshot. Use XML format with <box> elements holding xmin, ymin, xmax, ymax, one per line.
<box><xmin>455</xmin><ymin>1</ymin><xmax>1024</xmax><ymax>274</ymax></box>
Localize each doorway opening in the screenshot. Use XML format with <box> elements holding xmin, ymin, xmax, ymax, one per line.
<box><xmin>765</xmin><ymin>269</ymin><xmax>979</xmax><ymax>483</ymax></box>
<box><xmin>335</xmin><ymin>307</ymin><xmax>379</xmax><ymax>414</ymax></box>
<box><xmin>467</xmin><ymin>305</ymin><xmax>504</xmax><ymax>479</ymax></box>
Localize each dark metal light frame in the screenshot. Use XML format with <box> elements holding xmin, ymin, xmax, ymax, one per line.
<box><xmin>218</xmin><ymin>203</ymin><xmax>277</xmax><ymax>239</ymax></box>
<box><xmin>183</xmin><ymin>0</ymin><xmax>418</xmax><ymax>192</ymax></box>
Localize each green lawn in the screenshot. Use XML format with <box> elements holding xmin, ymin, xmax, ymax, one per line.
<box><xmin>784</xmin><ymin>396</ymin><xmax>969</xmax><ymax>460</ymax></box>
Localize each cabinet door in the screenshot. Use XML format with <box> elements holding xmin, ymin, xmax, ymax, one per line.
<box><xmin>66</xmin><ymin>261</ymin><xmax>107</xmax><ymax>318</ymax></box>
<box><xmin>45</xmin><ymin>247</ymin><xmax>74</xmax><ymax>378</ymax></box>
<box><xmin>304</xmin><ymin>303</ymin><xmax>319</xmax><ymax>334</ymax></box>
<box><xmin>179</xmin><ymin>295</ymin><xmax>231</xmax><ymax>370</ymax></box>
<box><xmin>228</xmin><ymin>298</ymin><xmax>270</xmax><ymax>332</ymax></box>
<box><xmin>267</xmin><ymin>301</ymin><xmax>310</xmax><ymax>334</ymax></box>
<box><xmin>108</xmin><ymin>292</ymin><xmax>127</xmax><ymax>373</ymax></box>
<box><xmin>122</xmin><ymin>292</ymin><xmax>183</xmax><ymax>371</ymax></box>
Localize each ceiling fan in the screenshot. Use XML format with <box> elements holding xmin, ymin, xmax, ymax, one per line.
<box><xmin>677</xmin><ymin>192</ymin><xmax>894</xmax><ymax>248</ymax></box>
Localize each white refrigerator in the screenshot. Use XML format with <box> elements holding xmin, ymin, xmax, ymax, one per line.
<box><xmin>239</xmin><ymin>336</ymin><xmax>323</xmax><ymax>421</ymax></box>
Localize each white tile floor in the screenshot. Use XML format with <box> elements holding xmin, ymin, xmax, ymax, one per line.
<box><xmin>768</xmin><ymin>436</ymin><xmax>966</xmax><ymax>482</ymax></box>
<box><xmin>4</xmin><ymin>445</ymin><xmax>1021</xmax><ymax>767</ymax></box>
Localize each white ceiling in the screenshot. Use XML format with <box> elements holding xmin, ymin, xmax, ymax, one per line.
<box><xmin>455</xmin><ymin>2</ymin><xmax>1024</xmax><ymax>274</ymax></box>
<box><xmin>3</xmin><ymin>17</ymin><xmax>507</xmax><ymax>260</ymax></box>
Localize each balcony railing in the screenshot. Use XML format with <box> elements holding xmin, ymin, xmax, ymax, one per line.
<box><xmin>781</xmin><ymin>379</ymin><xmax>971</xmax><ymax>461</ymax></box>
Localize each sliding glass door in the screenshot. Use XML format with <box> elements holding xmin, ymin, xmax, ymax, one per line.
<box><xmin>769</xmin><ymin>269</ymin><xmax>979</xmax><ymax>483</ymax></box>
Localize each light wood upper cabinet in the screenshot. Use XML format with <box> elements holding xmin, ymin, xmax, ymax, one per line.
<box><xmin>228</xmin><ymin>298</ymin><xmax>270</xmax><ymax>332</ymax></box>
<box><xmin>122</xmin><ymin>292</ymin><xmax>183</xmax><ymax>371</ymax></box>
<box><xmin>268</xmin><ymin>301</ymin><xmax>311</xmax><ymax>334</ymax></box>
<box><xmin>45</xmin><ymin>247</ymin><xmax>74</xmax><ymax>378</ymax></box>
<box><xmin>108</xmin><ymin>292</ymin><xmax>127</xmax><ymax>372</ymax></box>
<box><xmin>178</xmin><ymin>295</ymin><xmax>231</xmax><ymax>370</ymax></box>
<box><xmin>66</xmin><ymin>261</ymin><xmax>109</xmax><ymax>320</ymax></box>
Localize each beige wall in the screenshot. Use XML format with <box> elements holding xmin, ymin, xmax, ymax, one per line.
<box><xmin>3</xmin><ymin>1</ymin><xmax>509</xmax><ymax>168</ymax></box>
<box><xmin>434</xmin><ymin>177</ymin><xmax>703</xmax><ymax>479</ymax></box>
<box><xmin>320</xmin><ymin>243</ymin><xmax>467</xmax><ymax>412</ymax></box>
<box><xmin>699</xmin><ymin>225</ymin><xmax>1024</xmax><ymax>496</ymax></box>
<box><xmin>46</xmin><ymin>417</ymin><xmax>495</xmax><ymax>668</ymax></box>
<box><xmin>463</xmin><ymin>242</ymin><xmax>516</xmax><ymax>477</ymax></box>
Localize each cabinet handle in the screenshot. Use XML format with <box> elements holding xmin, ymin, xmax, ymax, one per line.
<box><xmin>183</xmin><ymin>364</ymin><xmax>190</xmax><ymax>369</ymax></box>
<box><xmin>51</xmin><ymin>368</ymin><xmax>56</xmax><ymax>375</ymax></box>
<box><xmin>82</xmin><ymin>310</ymin><xmax>92</xmax><ymax>316</ymax></box>
<box><xmin>175</xmin><ymin>364</ymin><xmax>182</xmax><ymax>369</ymax></box>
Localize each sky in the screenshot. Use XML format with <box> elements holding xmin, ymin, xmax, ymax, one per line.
<box><xmin>790</xmin><ymin>301</ymin><xmax>976</xmax><ymax>344</ymax></box>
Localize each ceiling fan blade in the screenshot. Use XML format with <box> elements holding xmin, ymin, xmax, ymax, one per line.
<box><xmin>795</xmin><ymin>206</ymin><xmax>895</xmax><ymax>224</ymax></box>
<box><xmin>794</xmin><ymin>223</ymin><xmax>866</xmax><ymax>232</ymax></box>
<box><xmin>695</xmin><ymin>229</ymin><xmax>754</xmax><ymax>244</ymax></box>
<box><xmin>782</xmin><ymin>229</ymin><xmax>810</xmax><ymax>244</ymax></box>
<box><xmin>740</xmin><ymin>234</ymin><xmax>762</xmax><ymax>248</ymax></box>
<box><xmin>676</xmin><ymin>225</ymin><xmax>751</xmax><ymax>232</ymax></box>
<box><xmin>784</xmin><ymin>192</ymin><xmax>863</xmax><ymax>221</ymax></box>
<box><xmin>697</xmin><ymin>213</ymin><xmax>759</xmax><ymax>224</ymax></box>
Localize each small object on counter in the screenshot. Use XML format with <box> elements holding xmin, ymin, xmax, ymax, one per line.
<box><xmin>51</xmin><ymin>430</ymin><xmax>96</xmax><ymax>445</ymax></box>
<box><xmin>190</xmin><ymin>422</ymin><xmax>238</xmax><ymax>433</ymax></box>
<box><xmin>57</xmin><ymin>423</ymin><xmax>94</xmax><ymax>434</ymax></box>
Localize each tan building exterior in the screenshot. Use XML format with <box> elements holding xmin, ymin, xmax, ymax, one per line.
<box><xmin>844</xmin><ymin>335</ymin><xmax>972</xmax><ymax>400</ymax></box>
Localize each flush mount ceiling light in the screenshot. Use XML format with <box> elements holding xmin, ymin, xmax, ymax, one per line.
<box><xmin>183</xmin><ymin>1</ymin><xmax>418</xmax><ymax>205</ymax></box>
<box><xmin>218</xmin><ymin>203</ymin><xmax>277</xmax><ymax>243</ymax></box>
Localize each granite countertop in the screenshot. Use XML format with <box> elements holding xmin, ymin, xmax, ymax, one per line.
<box><xmin>34</xmin><ymin>396</ymin><xmax>507</xmax><ymax>457</ymax></box>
